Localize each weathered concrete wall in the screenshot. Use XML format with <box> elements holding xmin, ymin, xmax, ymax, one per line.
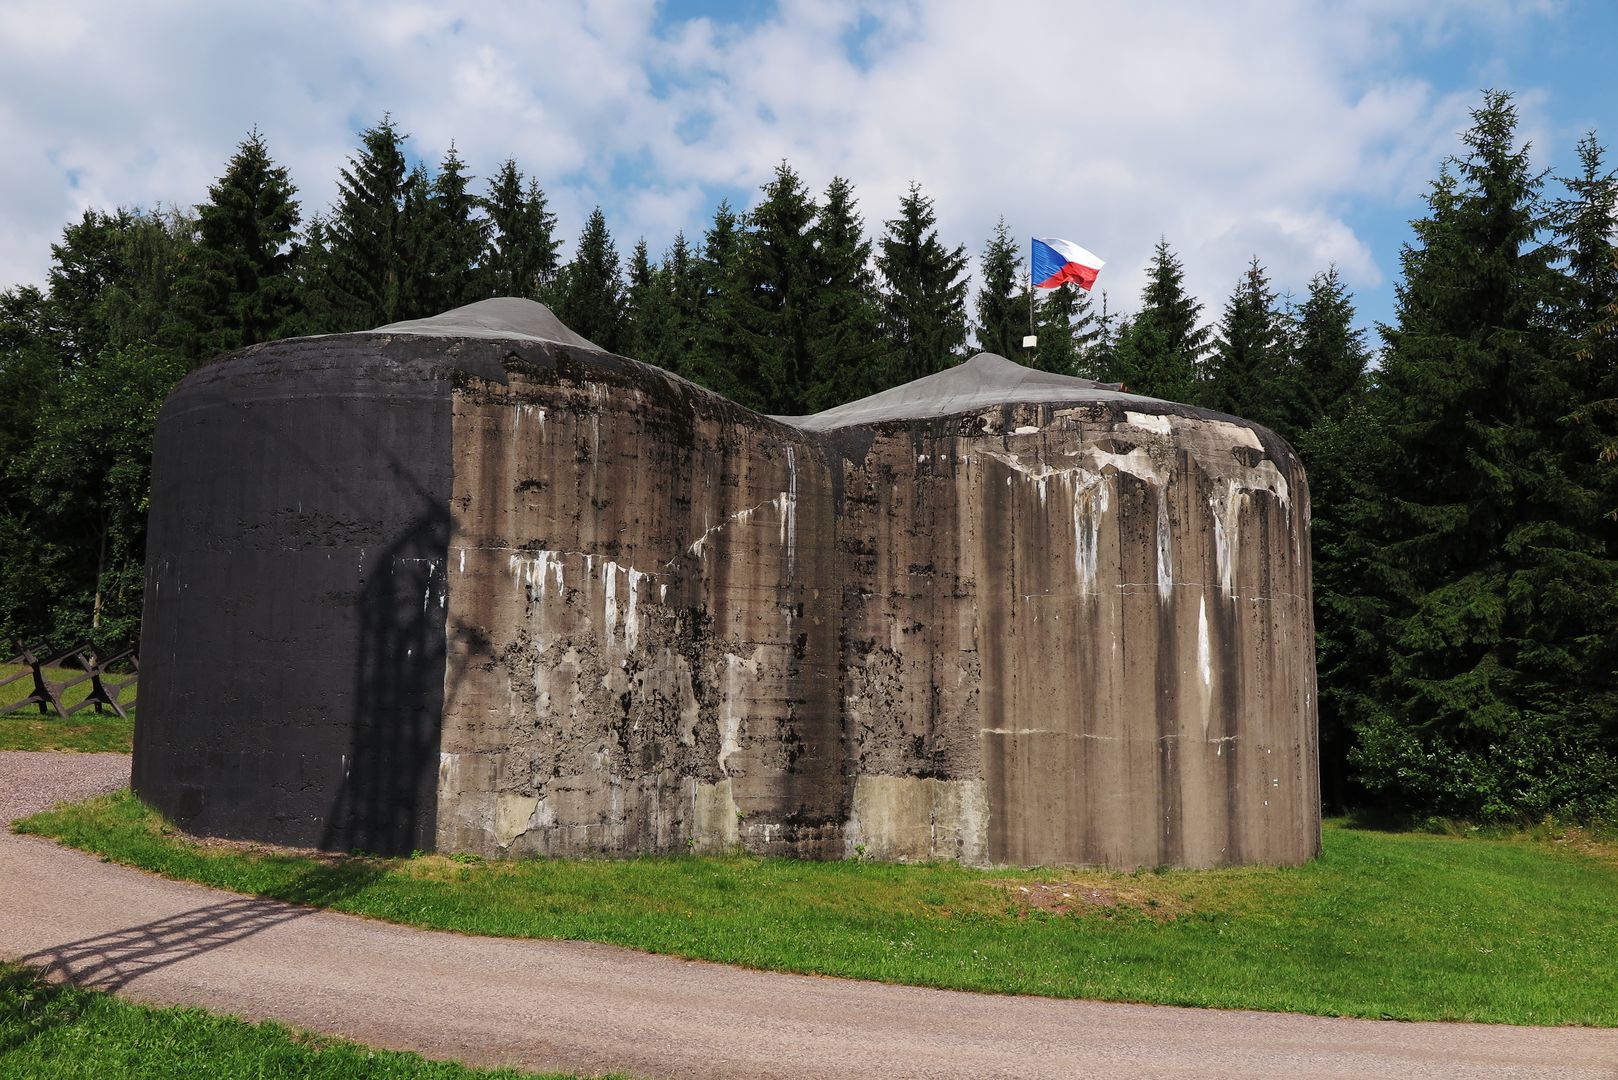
<box><xmin>831</xmin><ymin>405</ymin><xmax>1316</xmax><ymax>868</ymax></box>
<box><xmin>137</xmin><ymin>299</ymin><xmax>1318</xmax><ymax>867</ymax></box>
<box><xmin>436</xmin><ymin>350</ymin><xmax>847</xmax><ymax>859</ymax></box>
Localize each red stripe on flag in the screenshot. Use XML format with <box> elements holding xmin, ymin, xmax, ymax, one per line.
<box><xmin>1034</xmin><ymin>262</ymin><xmax>1100</xmax><ymax>291</ymax></box>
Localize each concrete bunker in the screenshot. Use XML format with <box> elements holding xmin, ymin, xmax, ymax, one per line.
<box><xmin>134</xmin><ymin>298</ymin><xmax>1319</xmax><ymax>868</ymax></box>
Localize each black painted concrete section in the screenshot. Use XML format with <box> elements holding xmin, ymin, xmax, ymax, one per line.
<box><xmin>134</xmin><ymin>334</ymin><xmax>472</xmax><ymax>854</ymax></box>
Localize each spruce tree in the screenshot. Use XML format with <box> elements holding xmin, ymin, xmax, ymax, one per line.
<box><xmin>1346</xmin><ymin>91</ymin><xmax>1605</xmax><ymax>819</ymax></box>
<box><xmin>289</xmin><ymin>212</ymin><xmax>339</xmax><ymax>335</ymax></box>
<box><xmin>645</xmin><ymin>231</ymin><xmax>702</xmax><ymax>379</ymax></box>
<box><xmin>1111</xmin><ymin>239</ymin><xmax>1209</xmax><ymax>402</ymax></box>
<box><xmin>1205</xmin><ymin>258</ymin><xmax>1290</xmax><ymax>429</ymax></box>
<box><xmin>739</xmin><ymin>162</ymin><xmax>819</xmax><ymax>413</ymax></box>
<box><xmin>1283</xmin><ymin>269</ymin><xmax>1372</xmax><ymax>810</ymax></box>
<box><xmin>1288</xmin><ymin>267</ymin><xmax>1370</xmax><ymax>434</ymax></box>
<box><xmin>1557</xmin><ymin>135</ymin><xmax>1618</xmax><ymax>485</ymax></box>
<box><xmin>686</xmin><ymin>202</ymin><xmax>757</xmax><ymax>406</ymax></box>
<box><xmin>1542</xmin><ymin>132</ymin><xmax>1618</xmax><ymax>806</ymax></box>
<box><xmin>1300</xmin><ymin>395</ymin><xmax>1386</xmax><ymax>812</ymax></box>
<box><xmin>622</xmin><ymin>237</ymin><xmax>665</xmax><ymax>362</ymax></box>
<box><xmin>173</xmin><ymin>129</ymin><xmax>301</xmax><ymax>362</ymax></box>
<box><xmin>393</xmin><ymin>163</ymin><xmax>437</xmax><ymax>320</ymax></box>
<box><xmin>422</xmin><ymin>144</ymin><xmax>488</xmax><ymax>313</ymax></box>
<box><xmin>804</xmin><ymin>177</ymin><xmax>887</xmax><ymax>410</ymax></box>
<box><xmin>481</xmin><ymin>161</ymin><xmax>560</xmax><ymax>300</ymax></box>
<box><xmin>876</xmin><ymin>183</ymin><xmax>968</xmax><ymax>384</ymax></box>
<box><xmin>326</xmin><ymin>116</ymin><xmax>411</xmax><ymax>329</ymax></box>
<box><xmin>1081</xmin><ymin>291</ymin><xmax>1120</xmax><ymax>381</ymax></box>
<box><xmin>555</xmin><ymin>207</ymin><xmax>625</xmax><ymax>352</ymax></box>
<box><xmin>974</xmin><ymin>218</ymin><xmax>1025</xmax><ymax>358</ymax></box>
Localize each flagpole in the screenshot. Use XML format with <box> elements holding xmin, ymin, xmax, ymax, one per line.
<box><xmin>1027</xmin><ymin>241</ymin><xmax>1036</xmax><ymax>355</ymax></box>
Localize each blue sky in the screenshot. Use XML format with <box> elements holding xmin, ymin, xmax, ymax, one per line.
<box><xmin>2</xmin><ymin>0</ymin><xmax>1615</xmax><ymax>343</ymax></box>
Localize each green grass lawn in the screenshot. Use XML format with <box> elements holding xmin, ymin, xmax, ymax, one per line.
<box><xmin>0</xmin><ymin>964</ymin><xmax>607</xmax><ymax>1079</ymax></box>
<box><xmin>15</xmin><ymin>793</ymin><xmax>1618</xmax><ymax>1027</ymax></box>
<box><xmin>0</xmin><ymin>662</ymin><xmax>134</xmax><ymax>752</ymax></box>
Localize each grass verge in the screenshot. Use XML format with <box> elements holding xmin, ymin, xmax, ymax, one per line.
<box><xmin>0</xmin><ymin>663</ymin><xmax>134</xmax><ymax>752</ymax></box>
<box><xmin>0</xmin><ymin>963</ymin><xmax>604</xmax><ymax>1078</ymax></box>
<box><xmin>16</xmin><ymin>793</ymin><xmax>1618</xmax><ymax>1027</ymax></box>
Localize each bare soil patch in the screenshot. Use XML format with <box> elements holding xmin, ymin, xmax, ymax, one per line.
<box><xmin>999</xmin><ymin>879</ymin><xmax>1192</xmax><ymax>921</ymax></box>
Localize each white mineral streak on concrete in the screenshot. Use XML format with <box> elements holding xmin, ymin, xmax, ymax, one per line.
<box><xmin>780</xmin><ymin>445</ymin><xmax>798</xmax><ymax>569</ymax></box>
<box><xmin>719</xmin><ymin>650</ymin><xmax>760</xmax><ymax>774</ymax></box>
<box><xmin>1198</xmin><ymin>595</ymin><xmax>1212</xmax><ymax>688</ymax></box>
<box><xmin>1212</xmin><ymin>499</ymin><xmax>1233</xmax><ymax>598</ymax></box>
<box><xmin>1205</xmin><ymin>459</ymin><xmax>1290</xmax><ymax>598</ymax></box>
<box><xmin>1012</xmin><ymin>425</ymin><xmax>1040</xmax><ymax>435</ymax></box>
<box><xmin>1201</xmin><ymin>417</ymin><xmax>1264</xmax><ymax>450</ymax></box>
<box><xmin>985</xmin><ymin>445</ymin><xmax>1162</xmax><ymax>490</ymax></box>
<box><xmin>1125</xmin><ymin>410</ymin><xmax>1173</xmax><ymax>436</ymax></box>
<box><xmin>603</xmin><ymin>561</ymin><xmax>619</xmax><ymax>644</ymax></box>
<box><xmin>678</xmin><ymin>497</ymin><xmax>778</xmax><ymax>564</ymax></box>
<box><xmin>508</xmin><ymin>550</ymin><xmax>565</xmax><ymax>600</ymax></box>
<box><xmin>625</xmin><ymin>568</ymin><xmax>646</xmax><ymax>652</ymax></box>
<box><xmin>417</xmin><ymin>558</ymin><xmax>442</xmax><ymax>613</ymax></box>
<box><xmin>1085</xmin><ymin>445</ymin><xmax>1164</xmax><ymax>487</ymax></box>
<box><xmin>1237</xmin><ymin>458</ymin><xmax>1290</xmax><ymax>505</ymax></box>
<box><xmin>1071</xmin><ymin>474</ymin><xmax>1110</xmax><ymax>590</ymax></box>
<box><xmin>513</xmin><ymin>403</ymin><xmax>545</xmax><ymax>437</ymax></box>
<box><xmin>981</xmin><ymin>446</ymin><xmax>1181</xmax><ymax>596</ymax></box>
<box><xmin>1155</xmin><ymin>490</ymin><xmax>1174</xmax><ymax>602</ymax></box>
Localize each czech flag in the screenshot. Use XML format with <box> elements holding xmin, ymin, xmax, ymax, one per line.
<box><xmin>1032</xmin><ymin>237</ymin><xmax>1105</xmax><ymax>291</ymax></box>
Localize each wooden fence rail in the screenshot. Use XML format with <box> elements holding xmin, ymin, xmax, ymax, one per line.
<box><xmin>0</xmin><ymin>643</ymin><xmax>138</xmax><ymax>722</ymax></box>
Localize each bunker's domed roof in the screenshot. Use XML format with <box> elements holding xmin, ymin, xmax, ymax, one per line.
<box><xmin>774</xmin><ymin>351</ymin><xmax>1156</xmax><ymax>432</ymax></box>
<box><xmin>367</xmin><ymin>297</ymin><xmax>603</xmax><ymax>351</ymax></box>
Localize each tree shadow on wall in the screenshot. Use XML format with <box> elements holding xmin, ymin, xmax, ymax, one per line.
<box><xmin>320</xmin><ymin>499</ymin><xmax>452</xmax><ymax>857</ymax></box>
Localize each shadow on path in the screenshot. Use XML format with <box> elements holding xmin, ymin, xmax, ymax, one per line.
<box><xmin>19</xmin><ymin>896</ymin><xmax>309</xmax><ymax>995</ymax></box>
<box><xmin>21</xmin><ymin>854</ymin><xmax>389</xmax><ymax>994</ymax></box>
<box><xmin>5</xmin><ymin>857</ymin><xmax>388</xmax><ymax>1056</ymax></box>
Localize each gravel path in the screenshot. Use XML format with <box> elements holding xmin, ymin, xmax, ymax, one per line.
<box><xmin>3</xmin><ymin>751</ymin><xmax>1615</xmax><ymax>1079</ymax></box>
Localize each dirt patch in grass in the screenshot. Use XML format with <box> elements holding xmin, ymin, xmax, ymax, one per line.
<box><xmin>181</xmin><ymin>832</ymin><xmax>362</xmax><ymax>864</ymax></box>
<box><xmin>1538</xmin><ymin>826</ymin><xmax>1618</xmax><ymax>868</ymax></box>
<box><xmin>998</xmin><ymin>879</ymin><xmax>1193</xmax><ymax>921</ymax></box>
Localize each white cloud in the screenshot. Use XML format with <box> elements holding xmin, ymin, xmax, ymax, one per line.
<box><xmin>0</xmin><ymin>0</ymin><xmax>1562</xmax><ymax>325</ymax></box>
